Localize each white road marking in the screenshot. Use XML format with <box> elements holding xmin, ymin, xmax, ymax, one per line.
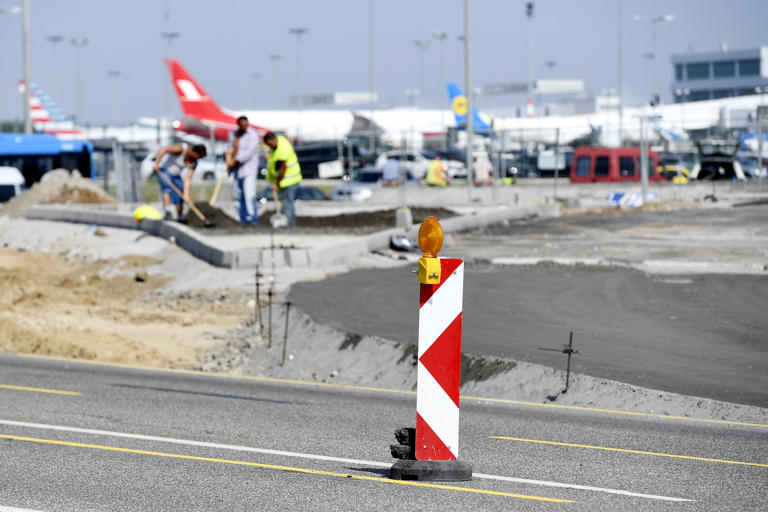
<box><xmin>0</xmin><ymin>419</ymin><xmax>693</xmax><ymax>502</ymax></box>
<box><xmin>0</xmin><ymin>506</ymin><xmax>45</xmax><ymax>512</ymax></box>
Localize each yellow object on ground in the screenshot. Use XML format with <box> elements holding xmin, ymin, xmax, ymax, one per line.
<box><xmin>133</xmin><ymin>205</ymin><xmax>163</xmax><ymax>221</ymax></box>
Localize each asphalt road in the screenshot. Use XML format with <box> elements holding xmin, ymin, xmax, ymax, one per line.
<box><xmin>290</xmin><ymin>207</ymin><xmax>768</xmax><ymax>407</ymax></box>
<box><xmin>1</xmin><ymin>354</ymin><xmax>766</xmax><ymax>511</ymax></box>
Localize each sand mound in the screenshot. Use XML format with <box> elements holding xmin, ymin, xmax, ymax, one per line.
<box><xmin>0</xmin><ymin>169</ymin><xmax>116</xmax><ymax>218</ymax></box>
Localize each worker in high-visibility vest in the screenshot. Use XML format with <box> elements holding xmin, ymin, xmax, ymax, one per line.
<box><xmin>264</xmin><ymin>132</ymin><xmax>302</xmax><ymax>226</ymax></box>
<box><xmin>425</xmin><ymin>156</ymin><xmax>449</xmax><ymax>187</ymax></box>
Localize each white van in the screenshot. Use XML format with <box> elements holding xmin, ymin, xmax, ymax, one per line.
<box><xmin>0</xmin><ymin>166</ymin><xmax>25</xmax><ymax>202</ymax></box>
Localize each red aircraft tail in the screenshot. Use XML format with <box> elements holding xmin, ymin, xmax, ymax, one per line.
<box><xmin>164</xmin><ymin>59</ymin><xmax>229</xmax><ymax>122</ymax></box>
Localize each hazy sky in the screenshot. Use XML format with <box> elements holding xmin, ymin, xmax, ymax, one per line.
<box><xmin>0</xmin><ymin>0</ymin><xmax>766</xmax><ymax>125</ymax></box>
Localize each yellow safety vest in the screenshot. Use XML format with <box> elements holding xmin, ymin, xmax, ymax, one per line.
<box><xmin>267</xmin><ymin>136</ymin><xmax>302</xmax><ymax>188</ymax></box>
<box><xmin>426</xmin><ymin>160</ymin><xmax>447</xmax><ymax>186</ymax></box>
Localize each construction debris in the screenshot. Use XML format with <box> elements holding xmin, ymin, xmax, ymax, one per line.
<box><xmin>0</xmin><ymin>169</ymin><xmax>115</xmax><ymax>219</ymax></box>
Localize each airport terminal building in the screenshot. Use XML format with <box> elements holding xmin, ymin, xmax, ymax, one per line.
<box><xmin>670</xmin><ymin>46</ymin><xmax>768</xmax><ymax>102</ymax></box>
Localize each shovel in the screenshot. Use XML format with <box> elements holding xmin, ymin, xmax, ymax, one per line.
<box><xmin>209</xmin><ymin>170</ymin><xmax>225</xmax><ymax>206</ymax></box>
<box><xmin>271</xmin><ymin>185</ymin><xmax>289</xmax><ymax>229</ymax></box>
<box><xmin>155</xmin><ymin>171</ymin><xmax>214</xmax><ymax>228</ymax></box>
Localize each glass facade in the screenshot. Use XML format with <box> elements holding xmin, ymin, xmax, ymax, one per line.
<box><xmin>738</xmin><ymin>59</ymin><xmax>760</xmax><ymax>77</ymax></box>
<box><xmin>713</xmin><ymin>60</ymin><xmax>735</xmax><ymax>78</ymax></box>
<box><xmin>689</xmin><ymin>90</ymin><xmax>711</xmax><ymax>101</ymax></box>
<box><xmin>686</xmin><ymin>62</ymin><xmax>710</xmax><ymax>80</ymax></box>
<box><xmin>712</xmin><ymin>89</ymin><xmax>734</xmax><ymax>99</ymax></box>
<box><xmin>675</xmin><ymin>64</ymin><xmax>684</xmax><ymax>81</ymax></box>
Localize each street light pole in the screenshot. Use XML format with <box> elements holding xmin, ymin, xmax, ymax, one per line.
<box><xmin>756</xmin><ymin>86</ymin><xmax>767</xmax><ymax>194</ymax></box>
<box><xmin>107</xmin><ymin>70</ymin><xmax>121</xmax><ymax>126</ymax></box>
<box><xmin>413</xmin><ymin>39</ymin><xmax>430</xmax><ymax>108</ymax></box>
<box><xmin>288</xmin><ymin>27</ymin><xmax>308</xmax><ymax>143</ymax></box>
<box><xmin>269</xmin><ymin>53</ymin><xmax>282</xmax><ymax>104</ymax></box>
<box><xmin>464</xmin><ymin>0</ymin><xmax>473</xmax><ymax>197</ymax></box>
<box><xmin>45</xmin><ymin>34</ymin><xmax>64</xmax><ymax>90</ymax></box>
<box><xmin>525</xmin><ymin>1</ymin><xmax>534</xmax><ymax>117</ymax></box>
<box><xmin>637</xmin><ymin>114</ymin><xmax>661</xmax><ymax>205</ymax></box>
<box><xmin>433</xmin><ymin>29</ymin><xmax>448</xmax><ymax>149</ymax></box>
<box><xmin>634</xmin><ymin>13</ymin><xmax>674</xmax><ymax>104</ymax></box>
<box><xmin>160</xmin><ymin>31</ymin><xmax>180</xmax><ymax>143</ymax></box>
<box><xmin>617</xmin><ymin>0</ymin><xmax>623</xmax><ymax>146</ymax></box>
<box><xmin>368</xmin><ymin>0</ymin><xmax>376</xmax><ymax>154</ymax></box>
<box><xmin>21</xmin><ymin>0</ymin><xmax>31</xmax><ymax>133</ymax></box>
<box><xmin>1</xmin><ymin>5</ymin><xmax>21</xmax><ymax>123</ymax></box>
<box><xmin>251</xmin><ymin>73</ymin><xmax>261</xmax><ymax>106</ymax></box>
<box><xmin>70</xmin><ymin>37</ymin><xmax>88</xmax><ymax>126</ymax></box>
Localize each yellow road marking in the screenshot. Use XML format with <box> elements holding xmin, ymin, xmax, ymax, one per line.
<box><xmin>490</xmin><ymin>436</ymin><xmax>768</xmax><ymax>468</ymax></box>
<box><xmin>13</xmin><ymin>353</ymin><xmax>768</xmax><ymax>429</ymax></box>
<box><xmin>0</xmin><ymin>433</ymin><xmax>571</xmax><ymax>502</ymax></box>
<box><xmin>0</xmin><ymin>384</ymin><xmax>80</xmax><ymax>396</ymax></box>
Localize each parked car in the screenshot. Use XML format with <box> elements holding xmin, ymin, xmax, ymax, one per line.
<box><xmin>657</xmin><ymin>154</ymin><xmax>693</xmax><ymax>183</ymax></box>
<box><xmin>330</xmin><ymin>166</ymin><xmax>417</xmax><ymax>201</ymax></box>
<box><xmin>690</xmin><ymin>140</ymin><xmax>746</xmax><ymax>181</ymax></box>
<box><xmin>257</xmin><ymin>185</ymin><xmax>329</xmax><ymax>204</ymax></box>
<box><xmin>0</xmin><ymin>166</ymin><xmax>25</xmax><ymax>202</ymax></box>
<box><xmin>294</xmin><ymin>140</ymin><xmax>373</xmax><ymax>179</ymax></box>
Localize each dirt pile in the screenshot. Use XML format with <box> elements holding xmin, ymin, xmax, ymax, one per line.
<box><xmin>186</xmin><ymin>205</ymin><xmax>458</xmax><ymax>233</ymax></box>
<box><xmin>186</xmin><ymin>202</ymin><xmax>244</xmax><ymax>230</ymax></box>
<box><xmin>0</xmin><ymin>248</ymin><xmax>248</xmax><ymax>367</ymax></box>
<box><xmin>0</xmin><ymin>169</ymin><xmax>116</xmax><ymax>218</ymax></box>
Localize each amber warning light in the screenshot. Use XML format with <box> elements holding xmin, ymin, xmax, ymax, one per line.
<box><xmin>417</xmin><ymin>216</ymin><xmax>443</xmax><ymax>284</ymax></box>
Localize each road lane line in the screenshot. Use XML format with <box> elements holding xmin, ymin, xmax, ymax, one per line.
<box><xmin>471</xmin><ymin>473</ymin><xmax>693</xmax><ymax>502</ymax></box>
<box><xmin>10</xmin><ymin>353</ymin><xmax>768</xmax><ymax>429</ymax></box>
<box><xmin>0</xmin><ymin>507</ymin><xmax>46</xmax><ymax>512</ymax></box>
<box><xmin>0</xmin><ymin>433</ymin><xmax>570</xmax><ymax>502</ymax></box>
<box><xmin>0</xmin><ymin>419</ymin><xmax>692</xmax><ymax>502</ymax></box>
<box><xmin>0</xmin><ymin>384</ymin><xmax>79</xmax><ymax>396</ymax></box>
<box><xmin>490</xmin><ymin>436</ymin><xmax>768</xmax><ymax>468</ymax></box>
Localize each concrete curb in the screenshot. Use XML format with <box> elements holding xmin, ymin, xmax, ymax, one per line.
<box><xmin>25</xmin><ymin>204</ymin><xmax>550</xmax><ymax>269</ymax></box>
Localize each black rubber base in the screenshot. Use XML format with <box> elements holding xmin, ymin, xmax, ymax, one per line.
<box><xmin>389</xmin><ymin>459</ymin><xmax>473</xmax><ymax>482</ymax></box>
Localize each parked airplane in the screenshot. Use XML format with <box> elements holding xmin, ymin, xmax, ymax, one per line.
<box><xmin>166</xmin><ymin>59</ymin><xmax>467</xmax><ymax>146</ymax></box>
<box><xmin>17</xmin><ymin>81</ymin><xmax>85</xmax><ymax>139</ymax></box>
<box><xmin>166</xmin><ymin>59</ymin><xmax>358</xmax><ymax>142</ymax></box>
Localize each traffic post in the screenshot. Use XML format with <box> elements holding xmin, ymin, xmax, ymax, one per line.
<box><xmin>390</xmin><ymin>216</ymin><xmax>473</xmax><ymax>482</ymax></box>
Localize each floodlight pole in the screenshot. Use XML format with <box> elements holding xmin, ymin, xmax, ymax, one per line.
<box><xmin>434</xmin><ymin>29</ymin><xmax>449</xmax><ymax>150</ymax></box>
<box><xmin>464</xmin><ymin>0</ymin><xmax>474</xmax><ymax>198</ymax></box>
<box><xmin>368</xmin><ymin>0</ymin><xmax>376</xmax><ymax>154</ymax></box>
<box><xmin>22</xmin><ymin>0</ymin><xmax>31</xmax><ymax>133</ymax></box>
<box><xmin>289</xmin><ymin>27</ymin><xmax>308</xmax><ymax>143</ymax></box>
<box><xmin>617</xmin><ymin>0</ymin><xmax>623</xmax><ymax>146</ymax></box>
<box><xmin>637</xmin><ymin>114</ymin><xmax>661</xmax><ymax>204</ymax></box>
<box><xmin>757</xmin><ymin>86</ymin><xmax>766</xmax><ymax>194</ymax></box>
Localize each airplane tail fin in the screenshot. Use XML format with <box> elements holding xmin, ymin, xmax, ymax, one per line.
<box><xmin>164</xmin><ymin>59</ymin><xmax>226</xmax><ymax>121</ymax></box>
<box><xmin>446</xmin><ymin>82</ymin><xmax>491</xmax><ymax>132</ymax></box>
<box><xmin>17</xmin><ymin>80</ymin><xmax>84</xmax><ymax>138</ymax></box>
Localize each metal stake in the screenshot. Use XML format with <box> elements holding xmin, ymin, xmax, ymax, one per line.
<box><xmin>565</xmin><ymin>331</ymin><xmax>574</xmax><ymax>391</ymax></box>
<box><xmin>538</xmin><ymin>331</ymin><xmax>580</xmax><ymax>393</ymax></box>
<box><xmin>255</xmin><ymin>266</ymin><xmax>263</xmax><ymax>335</ymax></box>
<box><xmin>267</xmin><ymin>288</ymin><xmax>273</xmax><ymax>349</ymax></box>
<box><xmin>281</xmin><ymin>301</ymin><xmax>292</xmax><ymax>366</ymax></box>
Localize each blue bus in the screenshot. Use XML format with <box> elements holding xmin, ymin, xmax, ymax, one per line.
<box><xmin>0</xmin><ymin>133</ymin><xmax>93</xmax><ymax>186</ymax></box>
